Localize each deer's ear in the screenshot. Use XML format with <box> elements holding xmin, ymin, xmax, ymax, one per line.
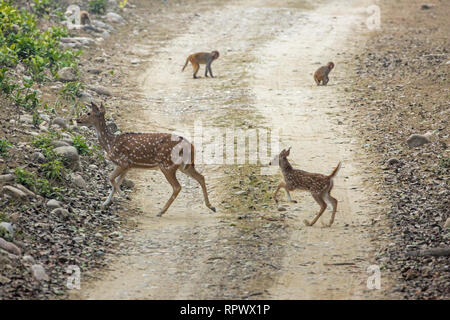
<box><xmin>100</xmin><ymin>102</ymin><xmax>105</xmax><ymax>114</ymax></box>
<box><xmin>286</xmin><ymin>147</ymin><xmax>291</xmax><ymax>156</ymax></box>
<box><xmin>91</xmin><ymin>102</ymin><xmax>100</xmax><ymax>115</ymax></box>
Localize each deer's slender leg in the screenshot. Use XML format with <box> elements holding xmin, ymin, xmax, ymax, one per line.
<box><xmin>285</xmin><ymin>189</ymin><xmax>297</xmax><ymax>203</ymax></box>
<box><xmin>304</xmin><ymin>193</ymin><xmax>327</xmax><ymax>226</ymax></box>
<box><xmin>321</xmin><ymin>183</ymin><xmax>338</xmax><ymax>227</ymax></box>
<box><xmin>157</xmin><ymin>167</ymin><xmax>181</xmax><ymax>217</ymax></box>
<box><xmin>114</xmin><ymin>169</ymin><xmax>130</xmax><ymax>197</ymax></box>
<box><xmin>193</xmin><ymin>63</ymin><xmax>200</xmax><ymax>79</ymax></box>
<box><xmin>103</xmin><ymin>166</ymin><xmax>126</xmax><ymax>207</ymax></box>
<box><xmin>181</xmin><ymin>165</ymin><xmax>215</xmax><ymax>212</ymax></box>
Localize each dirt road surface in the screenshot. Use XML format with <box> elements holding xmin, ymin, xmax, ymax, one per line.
<box><xmin>73</xmin><ymin>0</ymin><xmax>397</xmax><ymax>299</ymax></box>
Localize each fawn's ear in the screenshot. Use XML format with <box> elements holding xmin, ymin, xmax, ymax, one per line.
<box><xmin>286</xmin><ymin>147</ymin><xmax>291</xmax><ymax>156</ymax></box>
<box><xmin>100</xmin><ymin>102</ymin><xmax>106</xmax><ymax>114</ymax></box>
<box><xmin>91</xmin><ymin>102</ymin><xmax>101</xmax><ymax>115</ymax></box>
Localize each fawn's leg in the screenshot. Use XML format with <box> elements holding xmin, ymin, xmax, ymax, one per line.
<box><xmin>182</xmin><ymin>165</ymin><xmax>216</xmax><ymax>212</ymax></box>
<box><xmin>157</xmin><ymin>167</ymin><xmax>181</xmax><ymax>217</ymax></box>
<box><xmin>304</xmin><ymin>193</ymin><xmax>327</xmax><ymax>226</ymax></box>
<box><xmin>273</xmin><ymin>181</ymin><xmax>296</xmax><ymax>203</ymax></box>
<box><xmin>321</xmin><ymin>182</ymin><xmax>338</xmax><ymax>227</ymax></box>
<box><xmin>103</xmin><ymin>166</ymin><xmax>126</xmax><ymax>207</ymax></box>
<box><xmin>114</xmin><ymin>169</ymin><xmax>129</xmax><ymax>197</ymax></box>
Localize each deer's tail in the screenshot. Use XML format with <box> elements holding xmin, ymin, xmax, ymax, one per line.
<box><xmin>182</xmin><ymin>56</ymin><xmax>190</xmax><ymax>72</ymax></box>
<box><xmin>329</xmin><ymin>162</ymin><xmax>342</xmax><ymax>179</ymax></box>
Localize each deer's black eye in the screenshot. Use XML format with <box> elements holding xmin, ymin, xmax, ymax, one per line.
<box><xmin>87</xmin><ymin>112</ymin><xmax>90</xmax><ymax>115</ymax></box>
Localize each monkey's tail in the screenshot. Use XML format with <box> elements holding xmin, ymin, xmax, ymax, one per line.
<box><xmin>182</xmin><ymin>56</ymin><xmax>190</xmax><ymax>72</ymax></box>
<box><xmin>328</xmin><ymin>162</ymin><xmax>342</xmax><ymax>179</ymax></box>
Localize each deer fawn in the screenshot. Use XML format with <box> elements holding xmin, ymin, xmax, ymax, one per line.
<box><xmin>76</xmin><ymin>102</ymin><xmax>216</xmax><ymax>216</ymax></box>
<box><xmin>269</xmin><ymin>148</ymin><xmax>341</xmax><ymax>227</ymax></box>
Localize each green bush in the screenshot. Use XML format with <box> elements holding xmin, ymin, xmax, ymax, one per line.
<box><xmin>60</xmin><ymin>81</ymin><xmax>83</xmax><ymax>101</ymax></box>
<box><xmin>88</xmin><ymin>0</ymin><xmax>107</xmax><ymax>14</ymax></box>
<box><xmin>0</xmin><ymin>1</ymin><xmax>80</xmax><ymax>80</ymax></box>
<box><xmin>15</xmin><ymin>167</ymin><xmax>61</xmax><ymax>197</ymax></box>
<box><xmin>0</xmin><ymin>138</ymin><xmax>12</xmax><ymax>156</ymax></box>
<box><xmin>72</xmin><ymin>135</ymin><xmax>92</xmax><ymax>155</ymax></box>
<box><xmin>40</xmin><ymin>158</ymin><xmax>64</xmax><ymax>180</ymax></box>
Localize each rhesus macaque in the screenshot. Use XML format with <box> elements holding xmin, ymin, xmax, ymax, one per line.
<box><xmin>182</xmin><ymin>51</ymin><xmax>220</xmax><ymax>79</ymax></box>
<box><xmin>80</xmin><ymin>10</ymin><xmax>91</xmax><ymax>25</ymax></box>
<box><xmin>314</xmin><ymin>62</ymin><xmax>335</xmax><ymax>85</ymax></box>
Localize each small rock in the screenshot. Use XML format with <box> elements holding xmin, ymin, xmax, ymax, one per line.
<box><xmin>51</xmin><ymin>208</ymin><xmax>70</xmax><ymax>219</ymax></box>
<box><xmin>387</xmin><ymin>158</ymin><xmax>400</xmax><ymax>165</ymax></box>
<box><xmin>278</xmin><ymin>206</ymin><xmax>287</xmax><ymax>212</ymax></box>
<box><xmin>0</xmin><ymin>275</ymin><xmax>10</xmax><ymax>284</ymax></box>
<box><xmin>71</xmin><ymin>174</ymin><xmax>86</xmax><ymax>189</ymax></box>
<box><xmin>52</xmin><ymin>117</ymin><xmax>68</xmax><ymax>129</ymax></box>
<box><xmin>406</xmin><ymin>134</ymin><xmax>430</xmax><ymax>148</ymax></box>
<box><xmin>47</xmin><ymin>199</ymin><xmax>62</xmax><ymax>209</ymax></box>
<box><xmin>0</xmin><ymin>238</ymin><xmax>21</xmax><ymax>256</ymax></box>
<box><xmin>122</xmin><ymin>178</ymin><xmax>134</xmax><ymax>189</ymax></box>
<box><xmin>23</xmin><ymin>255</ymin><xmax>35</xmax><ymax>264</ymax></box>
<box><xmin>57</xmin><ymin>67</ymin><xmax>77</xmax><ymax>82</ymax></box>
<box><xmin>52</xmin><ymin>140</ymin><xmax>71</xmax><ymax>148</ymax></box>
<box><xmin>0</xmin><ymin>174</ymin><xmax>15</xmax><ymax>186</ymax></box>
<box><xmin>14</xmin><ymin>184</ymin><xmax>36</xmax><ymax>198</ymax></box>
<box><xmin>53</xmin><ymin>146</ymin><xmax>80</xmax><ymax>169</ymax></box>
<box><xmin>444</xmin><ymin>218</ymin><xmax>450</xmax><ymax>229</ymax></box>
<box><xmin>32</xmin><ymin>152</ymin><xmax>45</xmax><ymax>163</ymax></box>
<box><xmin>2</xmin><ymin>186</ymin><xmax>28</xmax><ymax>201</ymax></box>
<box><xmin>88</xmin><ymin>85</ymin><xmax>112</xmax><ymax>96</ymax></box>
<box><xmin>0</xmin><ymin>222</ymin><xmax>14</xmax><ymax>238</ymax></box>
<box><xmin>31</xmin><ymin>264</ymin><xmax>49</xmax><ymax>281</ymax></box>
<box><xmin>105</xmin><ymin>12</ymin><xmax>125</xmax><ymax>24</ymax></box>
<box><xmin>421</xmin><ymin>4</ymin><xmax>433</xmax><ymax>10</ymax></box>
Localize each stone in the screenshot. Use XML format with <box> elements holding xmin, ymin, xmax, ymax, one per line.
<box><xmin>23</xmin><ymin>255</ymin><xmax>35</xmax><ymax>264</ymax></box>
<box><xmin>2</xmin><ymin>186</ymin><xmax>27</xmax><ymax>201</ymax></box>
<box><xmin>387</xmin><ymin>158</ymin><xmax>400</xmax><ymax>165</ymax></box>
<box><xmin>122</xmin><ymin>178</ymin><xmax>134</xmax><ymax>189</ymax></box>
<box><xmin>31</xmin><ymin>264</ymin><xmax>49</xmax><ymax>281</ymax></box>
<box><xmin>71</xmin><ymin>174</ymin><xmax>86</xmax><ymax>189</ymax></box>
<box><xmin>32</xmin><ymin>152</ymin><xmax>45</xmax><ymax>163</ymax></box>
<box><xmin>0</xmin><ymin>222</ymin><xmax>14</xmax><ymax>238</ymax></box>
<box><xmin>406</xmin><ymin>134</ymin><xmax>430</xmax><ymax>148</ymax></box>
<box><xmin>51</xmin><ymin>208</ymin><xmax>70</xmax><ymax>220</ymax></box>
<box><xmin>14</xmin><ymin>184</ymin><xmax>36</xmax><ymax>198</ymax></box>
<box><xmin>47</xmin><ymin>199</ymin><xmax>62</xmax><ymax>209</ymax></box>
<box><xmin>88</xmin><ymin>85</ymin><xmax>112</xmax><ymax>96</ymax></box>
<box><xmin>444</xmin><ymin>218</ymin><xmax>450</xmax><ymax>229</ymax></box>
<box><xmin>105</xmin><ymin>12</ymin><xmax>125</xmax><ymax>24</ymax></box>
<box><xmin>0</xmin><ymin>174</ymin><xmax>15</xmax><ymax>186</ymax></box>
<box><xmin>57</xmin><ymin>67</ymin><xmax>77</xmax><ymax>82</ymax></box>
<box><xmin>53</xmin><ymin>146</ymin><xmax>80</xmax><ymax>168</ymax></box>
<box><xmin>52</xmin><ymin>117</ymin><xmax>68</xmax><ymax>129</ymax></box>
<box><xmin>52</xmin><ymin>140</ymin><xmax>71</xmax><ymax>148</ymax></box>
<box><xmin>0</xmin><ymin>238</ymin><xmax>21</xmax><ymax>256</ymax></box>
<box><xmin>278</xmin><ymin>206</ymin><xmax>287</xmax><ymax>212</ymax></box>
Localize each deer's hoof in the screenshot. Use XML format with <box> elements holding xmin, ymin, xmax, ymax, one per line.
<box><xmin>101</xmin><ymin>201</ymin><xmax>111</xmax><ymax>209</ymax></box>
<box><xmin>210</xmin><ymin>206</ymin><xmax>216</xmax><ymax>213</ymax></box>
<box><xmin>303</xmin><ymin>219</ymin><xmax>312</xmax><ymax>226</ymax></box>
<box><xmin>290</xmin><ymin>200</ymin><xmax>298</xmax><ymax>203</ymax></box>
<box><xmin>156</xmin><ymin>211</ymin><xmax>164</xmax><ymax>217</ymax></box>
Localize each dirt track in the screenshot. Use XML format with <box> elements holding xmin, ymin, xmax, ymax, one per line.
<box><xmin>73</xmin><ymin>0</ymin><xmax>398</xmax><ymax>299</ymax></box>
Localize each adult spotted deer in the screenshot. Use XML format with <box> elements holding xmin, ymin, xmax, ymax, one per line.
<box><xmin>76</xmin><ymin>102</ymin><xmax>215</xmax><ymax>216</ymax></box>
<box><xmin>269</xmin><ymin>148</ymin><xmax>341</xmax><ymax>227</ymax></box>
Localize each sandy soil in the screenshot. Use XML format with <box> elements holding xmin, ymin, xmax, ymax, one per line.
<box><xmin>72</xmin><ymin>0</ymin><xmax>399</xmax><ymax>299</ymax></box>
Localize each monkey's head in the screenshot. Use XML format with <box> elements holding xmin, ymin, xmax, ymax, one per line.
<box><xmin>327</xmin><ymin>62</ymin><xmax>335</xmax><ymax>70</ymax></box>
<box><xmin>211</xmin><ymin>50</ymin><xmax>220</xmax><ymax>60</ymax></box>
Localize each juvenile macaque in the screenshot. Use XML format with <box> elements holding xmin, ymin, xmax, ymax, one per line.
<box><xmin>182</xmin><ymin>51</ymin><xmax>220</xmax><ymax>79</ymax></box>
<box><xmin>314</xmin><ymin>62</ymin><xmax>335</xmax><ymax>85</ymax></box>
<box><xmin>80</xmin><ymin>10</ymin><xmax>91</xmax><ymax>25</ymax></box>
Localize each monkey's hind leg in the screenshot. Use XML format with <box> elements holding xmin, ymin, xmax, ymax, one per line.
<box><xmin>193</xmin><ymin>63</ymin><xmax>200</xmax><ymax>79</ymax></box>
